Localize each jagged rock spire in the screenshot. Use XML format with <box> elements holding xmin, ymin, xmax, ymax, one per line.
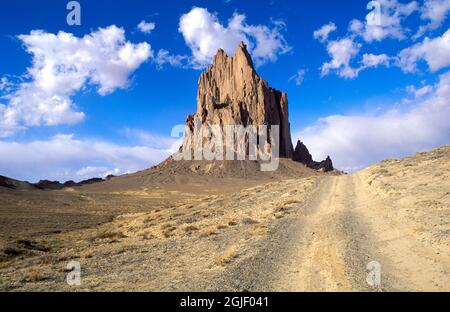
<box><xmin>293</xmin><ymin>141</ymin><xmax>334</xmax><ymax>172</ymax></box>
<box><xmin>179</xmin><ymin>41</ymin><xmax>333</xmax><ymax>171</ymax></box>
<box><xmin>184</xmin><ymin>41</ymin><xmax>294</xmax><ymax>158</ymax></box>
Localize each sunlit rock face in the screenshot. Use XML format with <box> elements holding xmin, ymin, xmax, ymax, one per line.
<box><xmin>181</xmin><ymin>41</ymin><xmax>294</xmax><ymax>159</ymax></box>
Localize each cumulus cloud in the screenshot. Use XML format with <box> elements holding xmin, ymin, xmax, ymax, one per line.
<box><xmin>0</xmin><ymin>26</ymin><xmax>152</xmax><ymax>137</ymax></box>
<box><xmin>316</xmin><ymin>1</ymin><xmax>450</xmax><ymax>79</ymax></box>
<box><xmin>0</xmin><ymin>132</ymin><xmax>177</xmax><ymax>182</ymax></box>
<box><xmin>295</xmin><ymin>70</ymin><xmax>450</xmax><ymax>172</ymax></box>
<box><xmin>350</xmin><ymin>0</ymin><xmax>418</xmax><ymax>42</ymax></box>
<box><xmin>398</xmin><ymin>28</ymin><xmax>450</xmax><ymax>72</ymax></box>
<box><xmin>414</xmin><ymin>0</ymin><xmax>450</xmax><ymax>38</ymax></box>
<box><xmin>361</xmin><ymin>53</ymin><xmax>390</xmax><ymax>68</ymax></box>
<box><xmin>313</xmin><ymin>22</ymin><xmax>337</xmax><ymax>42</ymax></box>
<box><xmin>137</xmin><ymin>20</ymin><xmax>156</xmax><ymax>34</ymax></box>
<box><xmin>320</xmin><ymin>49</ymin><xmax>391</xmax><ymax>79</ymax></box>
<box><xmin>178</xmin><ymin>7</ymin><xmax>290</xmax><ymax>68</ymax></box>
<box><xmin>321</xmin><ymin>38</ymin><xmax>362</xmax><ymax>79</ymax></box>
<box><xmin>314</xmin><ymin>21</ymin><xmax>392</xmax><ymax>79</ymax></box>
<box><xmin>421</xmin><ymin>0</ymin><xmax>450</xmax><ymax>24</ymax></box>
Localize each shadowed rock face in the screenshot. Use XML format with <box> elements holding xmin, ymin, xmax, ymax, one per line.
<box><xmin>293</xmin><ymin>141</ymin><xmax>334</xmax><ymax>172</ymax></box>
<box><xmin>292</xmin><ymin>141</ymin><xmax>314</xmax><ymax>164</ymax></box>
<box><xmin>182</xmin><ymin>42</ymin><xmax>294</xmax><ymax>158</ymax></box>
<box><xmin>33</xmin><ymin>178</ymin><xmax>106</xmax><ymax>190</ymax></box>
<box><xmin>0</xmin><ymin>176</ymin><xmax>17</xmax><ymax>189</ymax></box>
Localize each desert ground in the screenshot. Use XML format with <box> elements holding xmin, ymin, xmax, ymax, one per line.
<box><xmin>0</xmin><ymin>147</ymin><xmax>449</xmax><ymax>291</ymax></box>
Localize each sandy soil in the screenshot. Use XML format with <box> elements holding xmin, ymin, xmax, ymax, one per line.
<box><xmin>0</xmin><ymin>147</ymin><xmax>449</xmax><ymax>291</ymax></box>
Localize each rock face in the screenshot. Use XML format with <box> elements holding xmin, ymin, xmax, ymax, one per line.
<box><xmin>0</xmin><ymin>176</ymin><xmax>17</xmax><ymax>189</ymax></box>
<box><xmin>1</xmin><ymin>175</ymin><xmax>107</xmax><ymax>191</ymax></box>
<box><xmin>293</xmin><ymin>141</ymin><xmax>334</xmax><ymax>172</ymax></box>
<box><xmin>292</xmin><ymin>141</ymin><xmax>313</xmax><ymax>164</ymax></box>
<box><xmin>34</xmin><ymin>180</ymin><xmax>66</xmax><ymax>190</ymax></box>
<box><xmin>180</xmin><ymin>41</ymin><xmax>334</xmax><ymax>172</ymax></box>
<box><xmin>181</xmin><ymin>42</ymin><xmax>293</xmax><ymax>159</ymax></box>
<box><xmin>319</xmin><ymin>156</ymin><xmax>334</xmax><ymax>172</ymax></box>
<box><xmin>34</xmin><ymin>178</ymin><xmax>105</xmax><ymax>190</ymax></box>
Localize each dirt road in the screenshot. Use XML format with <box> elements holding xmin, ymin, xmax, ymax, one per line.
<box><xmin>218</xmin><ymin>174</ymin><xmax>450</xmax><ymax>291</ymax></box>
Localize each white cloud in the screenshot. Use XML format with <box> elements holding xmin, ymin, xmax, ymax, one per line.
<box><xmin>137</xmin><ymin>20</ymin><xmax>156</xmax><ymax>34</ymax></box>
<box><xmin>317</xmin><ymin>28</ymin><xmax>391</xmax><ymax>79</ymax></box>
<box><xmin>153</xmin><ymin>49</ymin><xmax>189</xmax><ymax>68</ymax></box>
<box><xmin>295</xmin><ymin>70</ymin><xmax>450</xmax><ymax>172</ymax></box>
<box><xmin>349</xmin><ymin>19</ymin><xmax>364</xmax><ymax>34</ymax></box>
<box><xmin>321</xmin><ymin>38</ymin><xmax>361</xmax><ymax>79</ymax></box>
<box><xmin>422</xmin><ymin>0</ymin><xmax>450</xmax><ymax>24</ymax></box>
<box><xmin>398</xmin><ymin>28</ymin><xmax>450</xmax><ymax>72</ymax></box>
<box><xmin>0</xmin><ymin>77</ymin><xmax>13</xmax><ymax>93</ymax></box>
<box><xmin>75</xmin><ymin>166</ymin><xmax>121</xmax><ymax>180</ymax></box>
<box><xmin>0</xmin><ymin>132</ymin><xmax>176</xmax><ymax>182</ymax></box>
<box><xmin>317</xmin><ymin>1</ymin><xmax>450</xmax><ymax>79</ymax></box>
<box><xmin>178</xmin><ymin>7</ymin><xmax>290</xmax><ymax>68</ymax></box>
<box><xmin>288</xmin><ymin>69</ymin><xmax>306</xmax><ymax>86</ymax></box>
<box><xmin>414</xmin><ymin>0</ymin><xmax>450</xmax><ymax>38</ymax></box>
<box><xmin>0</xmin><ymin>26</ymin><xmax>152</xmax><ymax>137</ymax></box>
<box><xmin>350</xmin><ymin>0</ymin><xmax>418</xmax><ymax>42</ymax></box>
<box><xmin>313</xmin><ymin>22</ymin><xmax>337</xmax><ymax>42</ymax></box>
<box><xmin>406</xmin><ymin>84</ymin><xmax>434</xmax><ymax>98</ymax></box>
<box><xmin>361</xmin><ymin>53</ymin><xmax>390</xmax><ymax>68</ymax></box>
<box><xmin>121</xmin><ymin>127</ymin><xmax>182</xmax><ymax>152</ymax></box>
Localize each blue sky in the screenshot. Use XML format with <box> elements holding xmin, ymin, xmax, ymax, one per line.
<box><xmin>0</xmin><ymin>0</ymin><xmax>449</xmax><ymax>181</ymax></box>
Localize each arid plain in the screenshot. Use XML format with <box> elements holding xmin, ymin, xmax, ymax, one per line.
<box><xmin>1</xmin><ymin>146</ymin><xmax>449</xmax><ymax>291</ymax></box>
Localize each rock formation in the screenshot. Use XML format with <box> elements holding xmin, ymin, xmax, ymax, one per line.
<box><xmin>0</xmin><ymin>175</ymin><xmax>17</xmax><ymax>189</ymax></box>
<box><xmin>180</xmin><ymin>42</ymin><xmax>333</xmax><ymax>172</ymax></box>
<box><xmin>181</xmin><ymin>42</ymin><xmax>293</xmax><ymax>159</ymax></box>
<box><xmin>34</xmin><ymin>178</ymin><xmax>106</xmax><ymax>190</ymax></box>
<box><xmin>293</xmin><ymin>141</ymin><xmax>334</xmax><ymax>172</ymax></box>
<box><xmin>1</xmin><ymin>175</ymin><xmax>108</xmax><ymax>191</ymax></box>
<box><xmin>292</xmin><ymin>140</ymin><xmax>314</xmax><ymax>164</ymax></box>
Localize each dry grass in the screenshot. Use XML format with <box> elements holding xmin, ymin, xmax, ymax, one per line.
<box><xmin>275</xmin><ymin>205</ymin><xmax>291</xmax><ymax>213</ymax></box>
<box><xmin>3</xmin><ymin>247</ymin><xmax>24</xmax><ymax>257</ymax></box>
<box><xmin>0</xmin><ymin>174</ymin><xmax>321</xmax><ymax>291</ymax></box>
<box><xmin>183</xmin><ymin>225</ymin><xmax>199</xmax><ymax>233</ymax></box>
<box><xmin>23</xmin><ymin>266</ymin><xmax>48</xmax><ymax>283</ymax></box>
<box><xmin>273</xmin><ymin>213</ymin><xmax>284</xmax><ymax>219</ymax></box>
<box><xmin>215</xmin><ymin>246</ymin><xmax>239</xmax><ymax>266</ymax></box>
<box><xmin>283</xmin><ymin>199</ymin><xmax>300</xmax><ymax>206</ymax></box>
<box><xmin>359</xmin><ymin>145</ymin><xmax>450</xmax><ymax>252</ymax></box>
<box><xmin>242</xmin><ymin>217</ymin><xmax>259</xmax><ymax>225</ymax></box>
<box><xmin>95</xmin><ymin>228</ymin><xmax>126</xmax><ymax>240</ymax></box>
<box><xmin>199</xmin><ymin>226</ymin><xmax>219</xmax><ymax>237</ymax></box>
<box><xmin>247</xmin><ymin>224</ymin><xmax>268</xmax><ymax>237</ymax></box>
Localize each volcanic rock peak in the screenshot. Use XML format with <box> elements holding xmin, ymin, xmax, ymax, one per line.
<box><xmin>181</xmin><ymin>41</ymin><xmax>333</xmax><ymax>172</ymax></box>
